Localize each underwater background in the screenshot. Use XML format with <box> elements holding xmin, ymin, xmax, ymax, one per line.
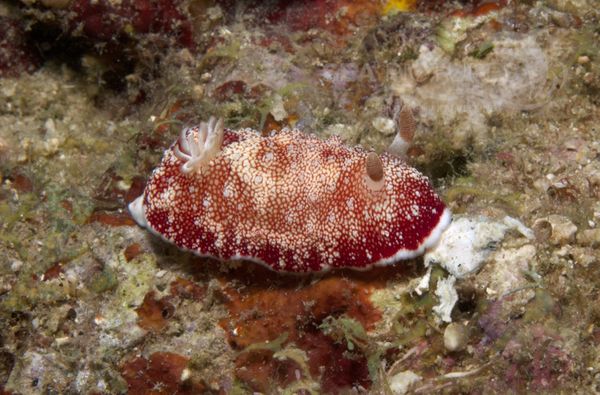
<box><xmin>1</xmin><ymin>0</ymin><xmax>599</xmax><ymax>393</ymax></box>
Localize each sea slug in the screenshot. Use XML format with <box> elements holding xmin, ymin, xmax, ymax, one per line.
<box><xmin>129</xmin><ymin>117</ymin><xmax>451</xmax><ymax>272</ymax></box>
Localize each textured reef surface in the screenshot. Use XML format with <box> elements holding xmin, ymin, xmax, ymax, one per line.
<box><xmin>1</xmin><ymin>0</ymin><xmax>600</xmax><ymax>393</ymax></box>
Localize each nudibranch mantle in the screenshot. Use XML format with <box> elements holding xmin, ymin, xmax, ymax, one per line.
<box><xmin>129</xmin><ymin>117</ymin><xmax>451</xmax><ymax>272</ymax></box>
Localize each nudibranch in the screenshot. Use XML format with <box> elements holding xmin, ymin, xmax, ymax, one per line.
<box><xmin>129</xmin><ymin>117</ymin><xmax>451</xmax><ymax>272</ymax></box>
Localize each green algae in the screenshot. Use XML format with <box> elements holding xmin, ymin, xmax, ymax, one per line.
<box><xmin>89</xmin><ymin>264</ymin><xmax>119</xmax><ymax>294</ymax></box>
<box><xmin>274</xmin><ymin>347</ymin><xmax>319</xmax><ymax>394</ymax></box>
<box><xmin>445</xmin><ymin>178</ymin><xmax>523</xmax><ymax>213</ymax></box>
<box><xmin>0</xmin><ymin>191</ymin><xmax>39</xmax><ymax>231</ymax></box>
<box><xmin>113</xmin><ymin>251</ymin><xmax>157</xmax><ymax>308</ymax></box>
<box><xmin>397</xmin><ymin>46</ymin><xmax>419</xmax><ymax>63</ymax></box>
<box><xmin>2</xmin><ymin>271</ymin><xmax>68</xmax><ymax>311</ymax></box>
<box><xmin>240</xmin><ymin>332</ymin><xmax>289</xmax><ymax>354</ymax></box>
<box><xmin>0</xmin><ymin>229</ymin><xmax>29</xmax><ymax>262</ymax></box>
<box><xmin>522</xmin><ymin>289</ymin><xmax>556</xmax><ymax>324</ymax></box>
<box><xmin>84</xmin><ymin>250</ymin><xmax>158</xmax><ymax>360</ymax></box>
<box><xmin>319</xmin><ymin>315</ymin><xmax>368</xmax><ymax>352</ymax></box>
<box><xmin>436</xmin><ymin>17</ymin><xmax>471</xmax><ymax>55</ymax></box>
<box><xmin>198</xmin><ymin>40</ymin><xmax>242</xmax><ymax>71</ymax></box>
<box><xmin>469</xmin><ymin>42</ymin><xmax>494</xmax><ymax>59</ymax></box>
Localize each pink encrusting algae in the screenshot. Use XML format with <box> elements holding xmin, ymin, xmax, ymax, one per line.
<box><xmin>129</xmin><ymin>117</ymin><xmax>451</xmax><ymax>272</ymax></box>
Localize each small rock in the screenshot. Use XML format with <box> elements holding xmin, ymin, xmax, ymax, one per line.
<box><xmin>533</xmin><ymin>176</ymin><xmax>551</xmax><ymax>193</ymax></box>
<box><xmin>413</xmin><ymin>266</ymin><xmax>431</xmax><ymax>296</ymax></box>
<box><xmin>180</xmin><ymin>367</ymin><xmax>191</xmax><ymax>381</ymax></box>
<box><xmin>191</xmin><ymin>85</ymin><xmax>204</xmax><ymax>100</ymax></box>
<box><xmin>270</xmin><ymin>94</ymin><xmax>287</xmax><ymax>122</ymax></box>
<box><xmin>54</xmin><ymin>336</ymin><xmax>70</xmax><ymax>346</ymax></box>
<box><xmin>583</xmin><ymin>72</ymin><xmax>594</xmax><ymax>84</ymax></box>
<box><xmin>10</xmin><ymin>260</ymin><xmax>23</xmax><ymax>272</ymax></box>
<box><xmin>444</xmin><ymin>323</ymin><xmax>468</xmax><ymax>352</ymax></box>
<box><xmin>488</xmin><ymin>244</ymin><xmax>536</xmax><ymax>295</ymax></box>
<box><xmin>425</xmin><ymin>216</ymin><xmax>530</xmax><ymax>278</ymax></box>
<box><xmin>372</xmin><ymin>116</ymin><xmax>396</xmax><ymax>135</ymax></box>
<box><xmin>571</xmin><ymin>247</ymin><xmax>596</xmax><ymax>267</ymax></box>
<box><xmin>389</xmin><ymin>370</ymin><xmax>422</xmax><ymax>394</ymax></box>
<box><xmin>322</xmin><ymin>123</ymin><xmax>360</xmax><ymax>143</ymax></box>
<box><xmin>433</xmin><ymin>276</ymin><xmax>458</xmax><ymax>323</ymax></box>
<box><xmin>207</xmin><ymin>6</ymin><xmax>223</xmax><ymax>21</ymax></box>
<box><xmin>533</xmin><ymin>215</ymin><xmax>577</xmax><ymax>245</ymax></box>
<box><xmin>585</xmin><ymin>164</ymin><xmax>600</xmax><ymax>188</ymax></box>
<box><xmin>577</xmin><ymin>229</ymin><xmax>600</xmax><ymax>247</ymax></box>
<box><xmin>410</xmin><ymin>45</ymin><xmax>440</xmax><ymax>83</ymax></box>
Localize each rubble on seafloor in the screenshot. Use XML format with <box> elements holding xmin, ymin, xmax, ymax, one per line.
<box><xmin>1</xmin><ymin>0</ymin><xmax>600</xmax><ymax>393</ymax></box>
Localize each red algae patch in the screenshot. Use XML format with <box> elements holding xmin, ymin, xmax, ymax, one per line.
<box><xmin>298</xmin><ymin>330</ymin><xmax>372</xmax><ymax>392</ymax></box>
<box><xmin>135</xmin><ymin>279</ymin><xmax>204</xmax><ymax>333</ymax></box>
<box><xmin>41</xmin><ymin>262</ymin><xmax>64</xmax><ymax>281</ymax></box>
<box><xmin>215</xmin><ymin>264</ymin><xmax>404</xmax><ymax>392</ymax></box>
<box><xmin>121</xmin><ymin>352</ymin><xmax>205</xmax><ymax>395</ymax></box>
<box><xmin>169</xmin><ymin>277</ymin><xmax>205</xmax><ymax>302</ymax></box>
<box><xmin>6</xmin><ymin>171</ymin><xmax>34</xmax><ymax>193</ymax></box>
<box><xmin>260</xmin><ymin>0</ymin><xmax>381</xmax><ymax>37</ymax></box>
<box><xmin>135</xmin><ymin>291</ymin><xmax>175</xmax><ymax>332</ymax></box>
<box><xmin>123</xmin><ymin>243</ymin><xmax>143</xmax><ymax>262</ymax></box>
<box><xmin>221</xmin><ymin>276</ymin><xmax>381</xmax><ymax>348</ymax></box>
<box><xmin>86</xmin><ymin>210</ymin><xmax>136</xmax><ymax>227</ymax></box>
<box><xmin>0</xmin><ymin>17</ymin><xmax>40</xmax><ymax>77</ymax></box>
<box><xmin>67</xmin><ymin>0</ymin><xmax>193</xmax><ymax>47</ymax></box>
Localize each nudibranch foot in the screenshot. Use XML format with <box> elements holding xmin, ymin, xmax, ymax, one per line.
<box><xmin>173</xmin><ymin>116</ymin><xmax>224</xmax><ymax>174</ymax></box>
<box><xmin>128</xmin><ymin>193</ymin><xmax>147</xmax><ymax>228</ymax></box>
